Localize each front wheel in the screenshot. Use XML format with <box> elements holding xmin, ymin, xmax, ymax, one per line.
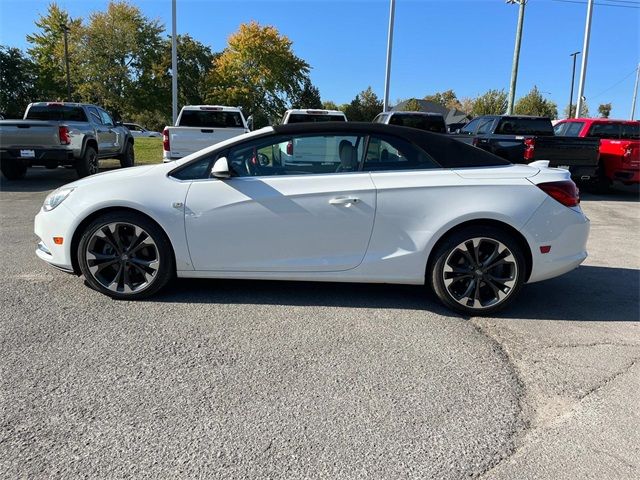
<box><xmin>429</xmin><ymin>226</ymin><xmax>526</xmax><ymax>316</ymax></box>
<box><xmin>77</xmin><ymin>212</ymin><xmax>174</xmax><ymax>299</ymax></box>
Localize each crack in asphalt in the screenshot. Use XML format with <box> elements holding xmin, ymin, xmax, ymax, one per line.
<box><xmin>576</xmin><ymin>359</ymin><xmax>638</xmax><ymax>402</ymax></box>
<box><xmin>468</xmin><ymin>319</ymin><xmax>531</xmax><ymax>479</ymax></box>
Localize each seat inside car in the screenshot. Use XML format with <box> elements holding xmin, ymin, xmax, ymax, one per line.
<box><xmin>338</xmin><ymin>139</ymin><xmax>358</xmax><ymax>171</ymax></box>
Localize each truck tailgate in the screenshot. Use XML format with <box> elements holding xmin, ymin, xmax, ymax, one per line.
<box><xmin>167</xmin><ymin>127</ymin><xmax>247</xmax><ymax>158</ymax></box>
<box><xmin>0</xmin><ymin>121</ymin><xmax>60</xmax><ymax>148</ymax></box>
<box><xmin>532</xmin><ymin>136</ymin><xmax>600</xmax><ymax>167</ymax></box>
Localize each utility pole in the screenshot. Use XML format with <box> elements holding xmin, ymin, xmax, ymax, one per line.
<box><xmin>631</xmin><ymin>63</ymin><xmax>639</xmax><ymax>120</ymax></box>
<box><xmin>382</xmin><ymin>0</ymin><xmax>396</xmax><ymax>112</ymax></box>
<box><xmin>171</xmin><ymin>0</ymin><xmax>178</xmax><ymax>125</ymax></box>
<box><xmin>60</xmin><ymin>23</ymin><xmax>72</xmax><ymax>102</ymax></box>
<box><xmin>506</xmin><ymin>0</ymin><xmax>526</xmax><ymax>115</ymax></box>
<box><xmin>568</xmin><ymin>51</ymin><xmax>580</xmax><ymax>118</ymax></box>
<box><xmin>576</xmin><ymin>0</ymin><xmax>594</xmax><ymax>119</ymax></box>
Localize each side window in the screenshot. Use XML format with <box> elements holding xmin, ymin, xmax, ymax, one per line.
<box><xmin>364</xmin><ymin>135</ymin><xmax>438</xmax><ymax>171</ymax></box>
<box><xmin>227</xmin><ymin>134</ymin><xmax>365</xmax><ymax>177</ymax></box>
<box><xmin>88</xmin><ymin>107</ymin><xmax>102</xmax><ymax>124</ymax></box>
<box><xmin>99</xmin><ymin>109</ymin><xmax>114</xmax><ymax>126</ymax></box>
<box><xmin>476</xmin><ymin>118</ymin><xmax>495</xmax><ymax>135</ymax></box>
<box><xmin>588</xmin><ymin>123</ymin><xmax>620</xmax><ymax>139</ymax></box>
<box><xmin>564</xmin><ymin>122</ymin><xmax>584</xmax><ymax>136</ymax></box>
<box><xmin>621</xmin><ymin>123</ymin><xmax>639</xmax><ymax>140</ymax></box>
<box><xmin>460</xmin><ymin>118</ymin><xmax>481</xmax><ymax>135</ymax></box>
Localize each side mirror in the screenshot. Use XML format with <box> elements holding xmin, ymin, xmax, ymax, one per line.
<box><xmin>211</xmin><ymin>157</ymin><xmax>231</xmax><ymax>179</ymax></box>
<box><xmin>246</xmin><ymin>115</ymin><xmax>254</xmax><ymax>131</ymax></box>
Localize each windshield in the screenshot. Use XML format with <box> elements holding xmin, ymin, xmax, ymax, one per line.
<box><xmin>496</xmin><ymin>117</ymin><xmax>554</xmax><ymax>136</ymax></box>
<box><xmin>178</xmin><ymin>110</ymin><xmax>244</xmax><ymax>128</ymax></box>
<box><xmin>389</xmin><ymin>114</ymin><xmax>446</xmax><ymax>133</ymax></box>
<box><xmin>26</xmin><ymin>105</ymin><xmax>87</xmax><ymax>122</ymax></box>
<box><xmin>554</xmin><ymin>122</ymin><xmax>584</xmax><ymax>136</ymax></box>
<box><xmin>287</xmin><ymin>114</ymin><xmax>346</xmax><ymax>123</ymax></box>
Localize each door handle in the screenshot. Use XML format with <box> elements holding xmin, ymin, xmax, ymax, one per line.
<box><xmin>329</xmin><ymin>196</ymin><xmax>360</xmax><ymax>206</ymax></box>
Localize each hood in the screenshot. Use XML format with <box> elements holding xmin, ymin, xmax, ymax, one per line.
<box><xmin>62</xmin><ymin>164</ymin><xmax>159</xmax><ymax>189</ymax></box>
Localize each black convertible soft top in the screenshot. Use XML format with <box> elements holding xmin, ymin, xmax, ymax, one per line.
<box><xmin>272</xmin><ymin>122</ymin><xmax>511</xmax><ymax>168</ymax></box>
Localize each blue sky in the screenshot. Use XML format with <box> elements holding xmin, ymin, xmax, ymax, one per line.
<box><xmin>1</xmin><ymin>0</ymin><xmax>638</xmax><ymax>119</ymax></box>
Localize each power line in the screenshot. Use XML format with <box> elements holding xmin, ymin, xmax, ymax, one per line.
<box><xmin>551</xmin><ymin>0</ymin><xmax>640</xmax><ymax>8</ymax></box>
<box><xmin>590</xmin><ymin>67</ymin><xmax>639</xmax><ymax>100</ymax></box>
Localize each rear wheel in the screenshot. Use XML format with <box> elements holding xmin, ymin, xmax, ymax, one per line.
<box><xmin>76</xmin><ymin>146</ymin><xmax>99</xmax><ymax>178</ymax></box>
<box><xmin>77</xmin><ymin>211</ymin><xmax>174</xmax><ymax>299</ymax></box>
<box><xmin>119</xmin><ymin>141</ymin><xmax>135</xmax><ymax>168</ymax></box>
<box><xmin>429</xmin><ymin>226</ymin><xmax>526</xmax><ymax>316</ymax></box>
<box><xmin>0</xmin><ymin>161</ymin><xmax>27</xmax><ymax>180</ymax></box>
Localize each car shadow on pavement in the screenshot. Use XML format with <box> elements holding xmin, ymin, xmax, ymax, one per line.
<box><xmin>155</xmin><ymin>265</ymin><xmax>638</xmax><ymax>322</ymax></box>
<box><xmin>580</xmin><ymin>184</ymin><xmax>639</xmax><ymax>202</ymax></box>
<box><xmin>502</xmin><ymin>265</ymin><xmax>639</xmax><ymax>322</ymax></box>
<box><xmin>0</xmin><ymin>166</ymin><xmax>120</xmax><ymax>193</ymax></box>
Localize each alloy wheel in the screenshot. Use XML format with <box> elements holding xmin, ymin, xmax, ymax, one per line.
<box><xmin>442</xmin><ymin>237</ymin><xmax>518</xmax><ymax>310</ymax></box>
<box><xmin>85</xmin><ymin>222</ymin><xmax>159</xmax><ymax>294</ymax></box>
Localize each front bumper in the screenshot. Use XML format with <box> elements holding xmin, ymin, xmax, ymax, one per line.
<box><xmin>34</xmin><ymin>204</ymin><xmax>77</xmax><ymax>272</ymax></box>
<box><xmin>522</xmin><ymin>197</ymin><xmax>590</xmax><ymax>284</ymax></box>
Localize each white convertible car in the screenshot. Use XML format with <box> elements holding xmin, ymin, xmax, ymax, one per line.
<box><xmin>34</xmin><ymin>123</ymin><xmax>589</xmax><ymax>315</ymax></box>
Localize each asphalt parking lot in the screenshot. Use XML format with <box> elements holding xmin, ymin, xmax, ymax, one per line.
<box><xmin>1</xmin><ymin>168</ymin><xmax>639</xmax><ymax>479</ymax></box>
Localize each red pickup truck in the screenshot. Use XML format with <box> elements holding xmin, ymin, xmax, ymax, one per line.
<box><xmin>554</xmin><ymin>118</ymin><xmax>640</xmax><ymax>192</ymax></box>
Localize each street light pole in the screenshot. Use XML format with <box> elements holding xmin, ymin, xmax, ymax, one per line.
<box><xmin>60</xmin><ymin>23</ymin><xmax>72</xmax><ymax>102</ymax></box>
<box><xmin>506</xmin><ymin>0</ymin><xmax>526</xmax><ymax>115</ymax></box>
<box><xmin>171</xmin><ymin>0</ymin><xmax>178</xmax><ymax>125</ymax></box>
<box><xmin>631</xmin><ymin>63</ymin><xmax>639</xmax><ymax>120</ymax></box>
<box><xmin>568</xmin><ymin>51</ymin><xmax>580</xmax><ymax>118</ymax></box>
<box><xmin>382</xmin><ymin>0</ymin><xmax>396</xmax><ymax>112</ymax></box>
<box><xmin>576</xmin><ymin>0</ymin><xmax>594</xmax><ymax>119</ymax></box>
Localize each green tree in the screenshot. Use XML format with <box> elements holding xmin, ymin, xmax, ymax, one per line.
<box><xmin>207</xmin><ymin>21</ymin><xmax>310</xmax><ymax>121</ymax></box>
<box><xmin>322</xmin><ymin>100</ymin><xmax>339</xmax><ymax>110</ymax></box>
<box><xmin>77</xmin><ymin>1</ymin><xmax>164</xmax><ymax>118</ymax></box>
<box><xmin>153</xmin><ymin>34</ymin><xmax>218</xmax><ymax>110</ymax></box>
<box><xmin>424</xmin><ymin>89</ymin><xmax>461</xmax><ymax>110</ymax></box>
<box><xmin>471</xmin><ymin>89</ymin><xmax>508</xmax><ymax>116</ymax></box>
<box><xmin>343</xmin><ymin>86</ymin><xmax>382</xmax><ymax>121</ymax></box>
<box><xmin>598</xmin><ymin>103</ymin><xmax>612</xmax><ymax>118</ymax></box>
<box><xmin>514</xmin><ymin>86</ymin><xmax>558</xmax><ymax>118</ymax></box>
<box><xmin>400</xmin><ymin>98</ymin><xmax>423</xmax><ymax>112</ymax></box>
<box><xmin>26</xmin><ymin>2</ymin><xmax>83</xmax><ymax>101</ymax></box>
<box><xmin>291</xmin><ymin>78</ymin><xmax>322</xmax><ymax>109</ymax></box>
<box><xmin>564</xmin><ymin>102</ymin><xmax>589</xmax><ymax>118</ymax></box>
<box><xmin>0</xmin><ymin>46</ymin><xmax>38</xmax><ymax>117</ymax></box>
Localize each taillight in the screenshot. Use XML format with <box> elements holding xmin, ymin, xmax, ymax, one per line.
<box><xmin>162</xmin><ymin>127</ymin><xmax>170</xmax><ymax>151</ymax></box>
<box><xmin>286</xmin><ymin>141</ymin><xmax>293</xmax><ymax>155</ymax></box>
<box><xmin>58</xmin><ymin>126</ymin><xmax>70</xmax><ymax>145</ymax></box>
<box><xmin>537</xmin><ymin>180</ymin><xmax>580</xmax><ymax>207</ymax></box>
<box><xmin>523</xmin><ymin>137</ymin><xmax>535</xmax><ymax>161</ymax></box>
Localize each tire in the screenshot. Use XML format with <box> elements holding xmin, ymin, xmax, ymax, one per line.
<box><xmin>0</xmin><ymin>161</ymin><xmax>27</xmax><ymax>180</ymax></box>
<box><xmin>77</xmin><ymin>211</ymin><xmax>174</xmax><ymax>300</ymax></box>
<box><xmin>593</xmin><ymin>161</ymin><xmax>610</xmax><ymax>194</ymax></box>
<box><xmin>76</xmin><ymin>145</ymin><xmax>99</xmax><ymax>178</ymax></box>
<box><xmin>429</xmin><ymin>226</ymin><xmax>526</xmax><ymax>316</ymax></box>
<box><xmin>119</xmin><ymin>141</ymin><xmax>135</xmax><ymax>168</ymax></box>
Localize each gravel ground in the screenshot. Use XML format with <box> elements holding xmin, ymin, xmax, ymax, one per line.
<box><xmin>0</xmin><ymin>167</ymin><xmax>638</xmax><ymax>479</ymax></box>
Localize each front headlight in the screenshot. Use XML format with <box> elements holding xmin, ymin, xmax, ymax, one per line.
<box><xmin>43</xmin><ymin>187</ymin><xmax>75</xmax><ymax>212</ymax></box>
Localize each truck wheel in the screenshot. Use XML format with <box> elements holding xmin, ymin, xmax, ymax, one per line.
<box><xmin>119</xmin><ymin>141</ymin><xmax>135</xmax><ymax>168</ymax></box>
<box><xmin>429</xmin><ymin>226</ymin><xmax>525</xmax><ymax>316</ymax></box>
<box><xmin>1</xmin><ymin>161</ymin><xmax>28</xmax><ymax>180</ymax></box>
<box><xmin>76</xmin><ymin>146</ymin><xmax>99</xmax><ymax>178</ymax></box>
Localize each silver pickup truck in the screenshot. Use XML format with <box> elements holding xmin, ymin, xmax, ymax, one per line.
<box><xmin>0</xmin><ymin>102</ymin><xmax>134</xmax><ymax>180</ymax></box>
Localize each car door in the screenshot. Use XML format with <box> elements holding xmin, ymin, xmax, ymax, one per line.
<box><xmin>183</xmin><ymin>132</ymin><xmax>376</xmax><ymax>272</ymax></box>
<box><xmin>97</xmin><ymin>108</ymin><xmax>120</xmax><ymax>155</ymax></box>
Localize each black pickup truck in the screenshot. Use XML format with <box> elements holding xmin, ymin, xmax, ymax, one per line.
<box><xmin>451</xmin><ymin>115</ymin><xmax>600</xmax><ymax>180</ymax></box>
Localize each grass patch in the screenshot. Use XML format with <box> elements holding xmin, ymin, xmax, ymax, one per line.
<box><xmin>134</xmin><ymin>137</ymin><xmax>163</xmax><ymax>165</ymax></box>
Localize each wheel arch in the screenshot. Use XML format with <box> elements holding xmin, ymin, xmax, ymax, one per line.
<box><xmin>425</xmin><ymin>218</ymin><xmax>533</xmax><ymax>283</ymax></box>
<box><xmin>81</xmin><ymin>137</ymin><xmax>98</xmax><ymax>158</ymax></box>
<box><xmin>69</xmin><ymin>206</ymin><xmax>176</xmax><ymax>275</ymax></box>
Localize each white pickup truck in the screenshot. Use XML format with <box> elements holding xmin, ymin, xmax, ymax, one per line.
<box><xmin>162</xmin><ymin>105</ymin><xmax>249</xmax><ymax>161</ymax></box>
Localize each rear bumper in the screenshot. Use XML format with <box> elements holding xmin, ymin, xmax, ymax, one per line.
<box><xmin>610</xmin><ymin>168</ymin><xmax>640</xmax><ymax>184</ymax></box>
<box><xmin>0</xmin><ymin>148</ymin><xmax>74</xmax><ymax>165</ymax></box>
<box><xmin>522</xmin><ymin>197</ymin><xmax>590</xmax><ymax>284</ymax></box>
